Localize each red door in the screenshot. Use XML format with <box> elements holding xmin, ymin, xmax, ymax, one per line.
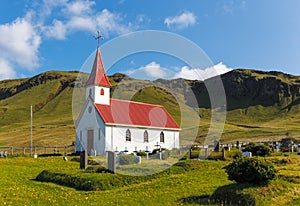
<box><xmin>87</xmin><ymin>129</ymin><xmax>94</xmax><ymax>155</ymax></box>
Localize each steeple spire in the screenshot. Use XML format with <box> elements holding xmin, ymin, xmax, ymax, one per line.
<box><xmin>85</xmin><ymin>33</ymin><xmax>111</xmax><ymax>87</ymax></box>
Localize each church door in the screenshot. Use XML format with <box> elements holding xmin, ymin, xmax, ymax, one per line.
<box><xmin>87</xmin><ymin>129</ymin><xmax>94</xmax><ymax>155</ymax></box>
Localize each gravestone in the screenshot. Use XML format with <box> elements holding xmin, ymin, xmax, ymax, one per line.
<box><xmin>242</xmin><ymin>151</ymin><xmax>252</xmax><ymax>157</ymax></box>
<box><xmin>107</xmin><ymin>151</ymin><xmax>116</xmax><ymax>174</ymax></box>
<box><xmin>80</xmin><ymin>151</ymin><xmax>88</xmax><ymax>169</ymax></box>
<box><xmin>204</xmin><ymin>145</ymin><xmax>208</xmax><ymax>159</ymax></box>
<box><xmin>222</xmin><ymin>148</ymin><xmax>226</xmax><ymax>160</ymax></box>
<box><xmin>137</xmin><ymin>156</ymin><xmax>142</xmax><ymax>164</ymax></box>
<box><xmin>214</xmin><ymin>140</ymin><xmax>220</xmax><ymax>152</ymax></box>
<box><xmin>236</xmin><ymin>141</ymin><xmax>240</xmax><ymax>149</ymax></box>
<box><xmin>275</xmin><ymin>142</ymin><xmax>279</xmax><ymax>153</ymax></box>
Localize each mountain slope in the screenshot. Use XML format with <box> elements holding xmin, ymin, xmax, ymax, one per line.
<box><xmin>0</xmin><ymin>69</ymin><xmax>299</xmax><ymax>146</ymax></box>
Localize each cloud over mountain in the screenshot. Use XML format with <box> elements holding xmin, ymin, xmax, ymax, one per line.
<box><xmin>173</xmin><ymin>62</ymin><xmax>232</xmax><ymax>80</ymax></box>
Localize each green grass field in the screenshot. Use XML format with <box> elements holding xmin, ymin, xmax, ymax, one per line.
<box><xmin>0</xmin><ymin>155</ymin><xmax>300</xmax><ymax>205</ymax></box>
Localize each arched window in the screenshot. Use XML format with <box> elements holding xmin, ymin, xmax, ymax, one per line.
<box><xmin>126</xmin><ymin>129</ymin><xmax>131</xmax><ymax>142</ymax></box>
<box><xmin>89</xmin><ymin>88</ymin><xmax>92</xmax><ymax>96</ymax></box>
<box><xmin>144</xmin><ymin>130</ymin><xmax>149</xmax><ymax>142</ymax></box>
<box><xmin>100</xmin><ymin>88</ymin><xmax>104</xmax><ymax>95</ymax></box>
<box><xmin>160</xmin><ymin>131</ymin><xmax>164</xmax><ymax>143</ymax></box>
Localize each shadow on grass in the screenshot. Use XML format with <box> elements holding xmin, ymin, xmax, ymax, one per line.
<box><xmin>178</xmin><ymin>183</ymin><xmax>256</xmax><ymax>206</ymax></box>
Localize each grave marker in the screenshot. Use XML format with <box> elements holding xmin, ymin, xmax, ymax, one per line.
<box><xmin>107</xmin><ymin>151</ymin><xmax>116</xmax><ymax>174</ymax></box>
<box><xmin>80</xmin><ymin>150</ymin><xmax>88</xmax><ymax>169</ymax></box>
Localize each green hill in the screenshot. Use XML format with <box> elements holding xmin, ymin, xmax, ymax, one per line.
<box><xmin>0</xmin><ymin>69</ymin><xmax>299</xmax><ymax>146</ymax></box>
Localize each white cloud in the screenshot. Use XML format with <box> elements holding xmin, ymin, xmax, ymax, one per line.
<box><xmin>0</xmin><ymin>59</ymin><xmax>16</xmax><ymax>80</ymax></box>
<box><xmin>126</xmin><ymin>62</ymin><xmax>169</xmax><ymax>79</ymax></box>
<box><xmin>141</xmin><ymin>62</ymin><xmax>168</xmax><ymax>78</ymax></box>
<box><xmin>0</xmin><ymin>0</ymin><xmax>137</xmax><ymax>79</ymax></box>
<box><xmin>67</xmin><ymin>16</ymin><xmax>94</xmax><ymax>31</ymax></box>
<box><xmin>173</xmin><ymin>62</ymin><xmax>232</xmax><ymax>80</ymax></box>
<box><xmin>0</xmin><ymin>14</ymin><xmax>41</xmax><ymax>71</ymax></box>
<box><xmin>43</xmin><ymin>6</ymin><xmax>131</xmax><ymax>39</ymax></box>
<box><xmin>220</xmin><ymin>0</ymin><xmax>247</xmax><ymax>14</ymax></box>
<box><xmin>164</xmin><ymin>11</ymin><xmax>197</xmax><ymax>29</ymax></box>
<box><xmin>39</xmin><ymin>0</ymin><xmax>68</xmax><ymax>21</ymax></box>
<box><xmin>63</xmin><ymin>0</ymin><xmax>95</xmax><ymax>16</ymax></box>
<box><xmin>43</xmin><ymin>0</ymin><xmax>68</xmax><ymax>8</ymax></box>
<box><xmin>95</xmin><ymin>9</ymin><xmax>131</xmax><ymax>36</ymax></box>
<box><xmin>43</xmin><ymin>19</ymin><xmax>67</xmax><ymax>40</ymax></box>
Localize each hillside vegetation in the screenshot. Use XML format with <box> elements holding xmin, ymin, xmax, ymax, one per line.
<box><xmin>0</xmin><ymin>69</ymin><xmax>300</xmax><ymax>146</ymax></box>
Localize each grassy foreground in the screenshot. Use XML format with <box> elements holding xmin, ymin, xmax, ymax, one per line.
<box><xmin>0</xmin><ymin>156</ymin><xmax>300</xmax><ymax>205</ymax></box>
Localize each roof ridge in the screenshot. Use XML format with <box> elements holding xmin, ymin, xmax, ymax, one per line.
<box><xmin>110</xmin><ymin>98</ymin><xmax>164</xmax><ymax>107</ymax></box>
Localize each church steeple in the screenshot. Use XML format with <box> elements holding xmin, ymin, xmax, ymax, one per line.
<box><xmin>86</xmin><ymin>34</ymin><xmax>111</xmax><ymax>105</ymax></box>
<box><xmin>85</xmin><ymin>47</ymin><xmax>111</xmax><ymax>87</ymax></box>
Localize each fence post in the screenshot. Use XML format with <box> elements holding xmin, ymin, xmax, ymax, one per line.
<box><xmin>11</xmin><ymin>146</ymin><xmax>14</xmax><ymax>155</ymax></box>
<box><xmin>23</xmin><ymin>147</ymin><xmax>26</xmax><ymax>155</ymax></box>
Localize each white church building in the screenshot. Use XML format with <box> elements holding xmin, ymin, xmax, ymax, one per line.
<box><xmin>75</xmin><ymin>46</ymin><xmax>180</xmax><ymax>156</ymax></box>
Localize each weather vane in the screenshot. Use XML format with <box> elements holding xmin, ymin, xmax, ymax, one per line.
<box><xmin>94</xmin><ymin>31</ymin><xmax>104</xmax><ymax>47</ymax></box>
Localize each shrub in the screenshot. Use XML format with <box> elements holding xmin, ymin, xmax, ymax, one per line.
<box><xmin>118</xmin><ymin>154</ymin><xmax>139</xmax><ymax>165</ymax></box>
<box><xmin>35</xmin><ymin>160</ymin><xmax>206</xmax><ymax>191</ymax></box>
<box><xmin>243</xmin><ymin>142</ymin><xmax>271</xmax><ymax>156</ymax></box>
<box><xmin>207</xmin><ymin>151</ymin><xmax>223</xmax><ymax>160</ymax></box>
<box><xmin>85</xmin><ymin>166</ymin><xmax>112</xmax><ymax>173</ymax></box>
<box><xmin>226</xmin><ymin>148</ymin><xmax>242</xmax><ymax>160</ymax></box>
<box><xmin>225</xmin><ymin>157</ymin><xmax>277</xmax><ymax>184</ymax></box>
<box><xmin>136</xmin><ymin>150</ymin><xmax>146</xmax><ymax>157</ymax></box>
<box><xmin>150</xmin><ymin>148</ymin><xmax>170</xmax><ymax>160</ymax></box>
<box><xmin>35</xmin><ymin>170</ymin><xmax>100</xmax><ymax>191</ymax></box>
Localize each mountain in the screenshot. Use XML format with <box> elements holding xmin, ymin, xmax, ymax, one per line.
<box><xmin>0</xmin><ymin>69</ymin><xmax>299</xmax><ymax>146</ymax></box>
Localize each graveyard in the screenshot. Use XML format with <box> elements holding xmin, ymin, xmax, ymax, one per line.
<box><xmin>0</xmin><ymin>145</ymin><xmax>300</xmax><ymax>205</ymax></box>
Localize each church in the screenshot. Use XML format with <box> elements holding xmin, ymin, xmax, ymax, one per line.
<box><xmin>75</xmin><ymin>45</ymin><xmax>180</xmax><ymax>156</ymax></box>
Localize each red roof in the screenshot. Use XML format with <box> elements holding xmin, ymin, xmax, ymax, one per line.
<box><xmin>94</xmin><ymin>99</ymin><xmax>180</xmax><ymax>130</ymax></box>
<box><xmin>86</xmin><ymin>47</ymin><xmax>112</xmax><ymax>87</ymax></box>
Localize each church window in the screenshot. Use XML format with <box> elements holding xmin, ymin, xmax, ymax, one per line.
<box><xmin>80</xmin><ymin>130</ymin><xmax>82</xmax><ymax>142</ymax></box>
<box><xmin>100</xmin><ymin>88</ymin><xmax>104</xmax><ymax>95</ymax></box>
<box><xmin>126</xmin><ymin>129</ymin><xmax>131</xmax><ymax>142</ymax></box>
<box><xmin>144</xmin><ymin>130</ymin><xmax>149</xmax><ymax>142</ymax></box>
<box><xmin>160</xmin><ymin>131</ymin><xmax>164</xmax><ymax>143</ymax></box>
<box><xmin>89</xmin><ymin>88</ymin><xmax>92</xmax><ymax>96</ymax></box>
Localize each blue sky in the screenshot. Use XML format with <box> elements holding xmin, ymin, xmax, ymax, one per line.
<box><xmin>0</xmin><ymin>0</ymin><xmax>299</xmax><ymax>80</ymax></box>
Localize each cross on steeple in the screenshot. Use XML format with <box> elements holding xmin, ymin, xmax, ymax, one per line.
<box><xmin>94</xmin><ymin>31</ymin><xmax>104</xmax><ymax>48</ymax></box>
